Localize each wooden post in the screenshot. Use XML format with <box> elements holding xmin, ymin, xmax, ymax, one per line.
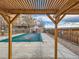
<box><xmin>8</xmin><ymin>23</ymin><xmax>12</xmax><ymax>59</ymax></box>
<box><xmin>47</xmin><ymin>15</ymin><xmax>65</xmax><ymax>59</ymax></box>
<box><xmin>0</xmin><ymin>13</ymin><xmax>17</xmax><ymax>59</ymax></box>
<box><xmin>54</xmin><ymin>24</ymin><xmax>58</xmax><ymax>59</ymax></box>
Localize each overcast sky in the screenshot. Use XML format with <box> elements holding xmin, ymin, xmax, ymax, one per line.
<box><xmin>32</xmin><ymin>14</ymin><xmax>79</xmax><ymax>28</ymax></box>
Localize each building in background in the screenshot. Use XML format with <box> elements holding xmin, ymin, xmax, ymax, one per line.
<box><xmin>0</xmin><ymin>15</ymin><xmax>36</xmax><ymax>35</ymax></box>
<box><xmin>13</xmin><ymin>14</ymin><xmax>36</xmax><ymax>33</ymax></box>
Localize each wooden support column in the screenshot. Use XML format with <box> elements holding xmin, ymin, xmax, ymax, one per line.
<box><xmin>0</xmin><ymin>12</ymin><xmax>17</xmax><ymax>59</ymax></box>
<box><xmin>0</xmin><ymin>13</ymin><xmax>12</xmax><ymax>59</ymax></box>
<box><xmin>8</xmin><ymin>23</ymin><xmax>12</xmax><ymax>59</ymax></box>
<box><xmin>8</xmin><ymin>14</ymin><xmax>19</xmax><ymax>59</ymax></box>
<box><xmin>47</xmin><ymin>14</ymin><xmax>65</xmax><ymax>59</ymax></box>
<box><xmin>54</xmin><ymin>24</ymin><xmax>58</xmax><ymax>59</ymax></box>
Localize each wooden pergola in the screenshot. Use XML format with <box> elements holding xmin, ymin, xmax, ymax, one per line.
<box><xmin>0</xmin><ymin>0</ymin><xmax>79</xmax><ymax>59</ymax></box>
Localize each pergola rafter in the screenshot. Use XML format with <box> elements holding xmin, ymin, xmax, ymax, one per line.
<box><xmin>0</xmin><ymin>0</ymin><xmax>79</xmax><ymax>14</ymax></box>
<box><xmin>55</xmin><ymin>0</ymin><xmax>79</xmax><ymax>18</ymax></box>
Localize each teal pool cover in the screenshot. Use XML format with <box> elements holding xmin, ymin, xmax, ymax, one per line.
<box><xmin>0</xmin><ymin>33</ymin><xmax>42</xmax><ymax>42</ymax></box>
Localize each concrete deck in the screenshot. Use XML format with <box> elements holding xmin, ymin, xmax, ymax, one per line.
<box><xmin>0</xmin><ymin>33</ymin><xmax>79</xmax><ymax>59</ymax></box>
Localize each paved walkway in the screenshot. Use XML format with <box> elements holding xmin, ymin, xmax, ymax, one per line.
<box><xmin>0</xmin><ymin>33</ymin><xmax>79</xmax><ymax>59</ymax></box>
<box><xmin>58</xmin><ymin>36</ymin><xmax>79</xmax><ymax>55</ymax></box>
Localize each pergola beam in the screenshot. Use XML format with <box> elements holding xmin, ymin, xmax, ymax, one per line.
<box><xmin>5</xmin><ymin>9</ymin><xmax>57</xmax><ymax>14</ymax></box>
<box><xmin>1</xmin><ymin>14</ymin><xmax>10</xmax><ymax>24</ymax></box>
<box><xmin>2</xmin><ymin>8</ymin><xmax>79</xmax><ymax>14</ymax></box>
<box><xmin>55</xmin><ymin>0</ymin><xmax>79</xmax><ymax>18</ymax></box>
<box><xmin>55</xmin><ymin>14</ymin><xmax>65</xmax><ymax>24</ymax></box>
<box><xmin>0</xmin><ymin>10</ymin><xmax>10</xmax><ymax>24</ymax></box>
<box><xmin>10</xmin><ymin>14</ymin><xmax>20</xmax><ymax>23</ymax></box>
<box><xmin>47</xmin><ymin>15</ymin><xmax>56</xmax><ymax>24</ymax></box>
<box><xmin>2</xmin><ymin>9</ymin><xmax>79</xmax><ymax>14</ymax></box>
<box><xmin>47</xmin><ymin>14</ymin><xmax>65</xmax><ymax>24</ymax></box>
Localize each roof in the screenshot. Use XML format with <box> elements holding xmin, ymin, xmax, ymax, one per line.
<box><xmin>0</xmin><ymin>0</ymin><xmax>79</xmax><ymax>14</ymax></box>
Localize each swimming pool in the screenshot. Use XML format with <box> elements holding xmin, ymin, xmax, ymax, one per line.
<box><xmin>0</xmin><ymin>33</ymin><xmax>42</xmax><ymax>42</ymax></box>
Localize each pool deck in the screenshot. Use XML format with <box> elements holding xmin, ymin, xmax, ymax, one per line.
<box><xmin>0</xmin><ymin>33</ymin><xmax>79</xmax><ymax>59</ymax></box>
